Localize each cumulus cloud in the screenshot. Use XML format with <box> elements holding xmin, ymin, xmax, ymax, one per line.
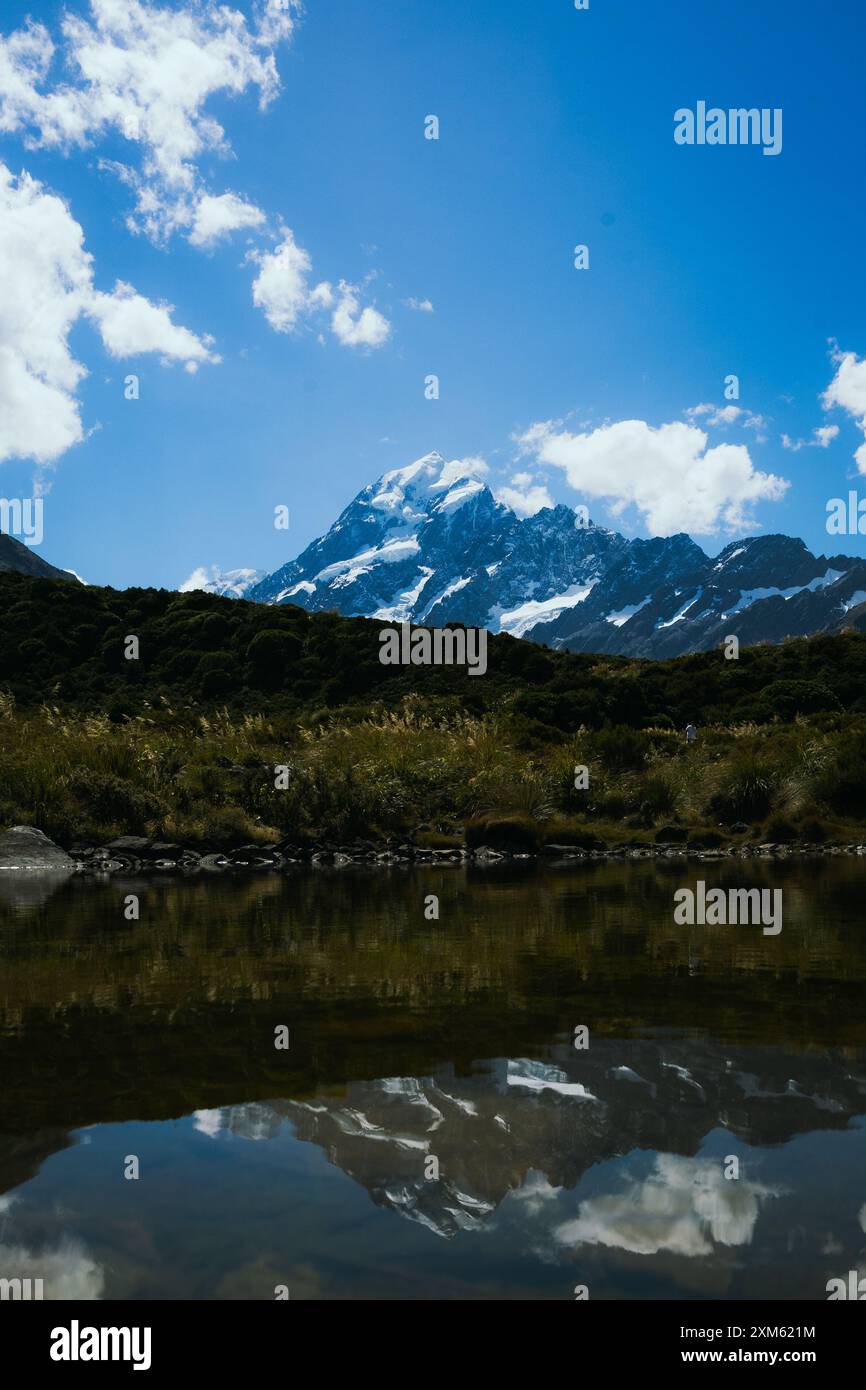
<box><xmin>686</xmin><ymin>403</ymin><xmax>768</xmax><ymax>438</ymax></box>
<box><xmin>0</xmin><ymin>3</ymin><xmax>396</xmax><ymax>362</ymax></box>
<box><xmin>331</xmin><ymin>281</ymin><xmax>391</xmax><ymax>349</ymax></box>
<box><xmin>249</xmin><ymin>239</ymin><xmax>389</xmax><ymax>349</ymax></box>
<box><xmin>516</xmin><ymin>417</ymin><xmax>788</xmax><ymax>535</ymax></box>
<box><xmin>438</xmin><ymin>455</ymin><xmax>488</xmax><ymax>487</ymax></box>
<box><xmin>193</xmin><ymin>1107</ymin><xmax>224</xmax><ymax>1136</ymax></box>
<box><xmin>782</xmin><ymin>424</ymin><xmax>840</xmax><ymax>452</ymax></box>
<box><xmin>0</xmin><ymin>0</ymin><xmax>300</xmax><ymax>243</ymax></box>
<box><xmin>511</xmin><ymin>1171</ymin><xmax>562</xmax><ymax>1216</ymax></box>
<box><xmin>822</xmin><ymin>344</ymin><xmax>866</xmax><ymax>472</ymax></box>
<box><xmin>687</xmin><ymin>403</ymin><xmax>743</xmax><ymax>426</ymax></box>
<box><xmin>0</xmin><ymin>162</ymin><xmax>216</xmax><ymax>467</ymax></box>
<box><xmin>90</xmin><ymin>281</ymin><xmax>218</xmax><ymax>369</ymax></box>
<box><xmin>189</xmin><ymin>192</ymin><xmax>266</xmax><ymax>248</ymax></box>
<box><xmin>251</xmin><ymin>232</ymin><xmax>316</xmax><ymax>333</ymax></box>
<box><xmin>495</xmin><ymin>471</ymin><xmax>554</xmax><ymax>517</ymax></box>
<box><xmin>554</xmin><ymin>1155</ymin><xmax>780</xmax><ymax>1258</ymax></box>
<box><xmin>403</xmin><ymin>297</ymin><xmax>434</xmax><ymax>313</ymax></box>
<box><xmin>179</xmin><ymin>566</ymin><xmax>214</xmax><ymax>593</ymax></box>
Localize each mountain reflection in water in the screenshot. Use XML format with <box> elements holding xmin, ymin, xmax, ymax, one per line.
<box><xmin>1</xmin><ymin>860</ymin><xmax>865</xmax><ymax>1299</ymax></box>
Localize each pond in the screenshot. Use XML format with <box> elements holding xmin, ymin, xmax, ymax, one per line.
<box><xmin>1</xmin><ymin>859</ymin><xmax>864</xmax><ymax>1300</ymax></box>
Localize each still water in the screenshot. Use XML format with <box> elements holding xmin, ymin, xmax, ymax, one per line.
<box><xmin>1</xmin><ymin>859</ymin><xmax>865</xmax><ymax>1300</ymax></box>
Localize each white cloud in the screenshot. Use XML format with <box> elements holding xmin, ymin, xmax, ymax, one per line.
<box><xmin>308</xmin><ymin>281</ymin><xmax>335</xmax><ymax>309</ymax></box>
<box><xmin>517</xmin><ymin>417</ymin><xmax>788</xmax><ymax>535</ymax></box>
<box><xmin>90</xmin><ymin>281</ymin><xmax>218</xmax><ymax>367</ymax></box>
<box><xmin>193</xmin><ymin>1108</ymin><xmax>224</xmax><ymax>1136</ymax></box>
<box><xmin>189</xmin><ymin>192</ymin><xmax>266</xmax><ymax>248</ymax></box>
<box><xmin>250</xmin><ymin>240</ymin><xmax>389</xmax><ymax>348</ymax></box>
<box><xmin>781</xmin><ymin>424</ymin><xmax>840</xmax><ymax>452</ymax></box>
<box><xmin>180</xmin><ymin>565</ymin><xmax>213</xmax><ymax>592</ymax></box>
<box><xmin>403</xmin><ymin>296</ymin><xmax>434</xmax><ymax>313</ymax></box>
<box><xmin>511</xmin><ymin>1171</ymin><xmax>562</xmax><ymax>1216</ymax></box>
<box><xmin>0</xmin><ymin>3</ymin><xmax>395</xmax><ymax>364</ymax></box>
<box><xmin>822</xmin><ymin>345</ymin><xmax>866</xmax><ymax>472</ymax></box>
<box><xmin>686</xmin><ymin>403</ymin><xmax>768</xmax><ymax>437</ymax></box>
<box><xmin>439</xmin><ymin>455</ymin><xmax>488</xmax><ymax>487</ymax></box>
<box><xmin>0</xmin><ymin>0</ymin><xmax>300</xmax><ymax>243</ymax></box>
<box><xmin>179</xmin><ymin>564</ymin><xmax>263</xmax><ymax>596</ymax></box>
<box><xmin>0</xmin><ymin>165</ymin><xmax>90</xmax><ymax>464</ymax></box>
<box><xmin>331</xmin><ymin>281</ymin><xmax>391</xmax><ymax>349</ymax></box>
<box><xmin>0</xmin><ymin>1239</ymin><xmax>104</xmax><ymax>1299</ymax></box>
<box><xmin>0</xmin><ymin>161</ymin><xmax>216</xmax><ymax>468</ymax></box>
<box><xmin>815</xmin><ymin>425</ymin><xmax>840</xmax><ymax>447</ymax></box>
<box><xmin>251</xmin><ymin>231</ymin><xmax>314</xmax><ymax>333</ymax></box>
<box><xmin>554</xmin><ymin>1155</ymin><xmax>779</xmax><ymax>1258</ymax></box>
<box><xmin>495</xmin><ymin>472</ymin><xmax>553</xmax><ymax>517</ymax></box>
<box><xmin>687</xmin><ymin>402</ymin><xmax>743</xmax><ymax>426</ymax></box>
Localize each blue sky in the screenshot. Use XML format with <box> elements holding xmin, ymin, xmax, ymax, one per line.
<box><xmin>1</xmin><ymin>0</ymin><xmax>865</xmax><ymax>588</ymax></box>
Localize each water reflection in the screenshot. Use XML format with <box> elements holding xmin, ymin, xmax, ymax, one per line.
<box><xmin>1</xmin><ymin>863</ymin><xmax>865</xmax><ymax>1299</ymax></box>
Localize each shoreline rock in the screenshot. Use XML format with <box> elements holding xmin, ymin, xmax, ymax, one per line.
<box><xmin>45</xmin><ymin>831</ymin><xmax>866</xmax><ymax>875</ymax></box>
<box><xmin>0</xmin><ymin>825</ymin><xmax>75</xmax><ymax>873</ymax></box>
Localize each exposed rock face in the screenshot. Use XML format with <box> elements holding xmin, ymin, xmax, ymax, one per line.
<box><xmin>0</xmin><ymin>826</ymin><xmax>75</xmax><ymax>872</ymax></box>
<box><xmin>0</xmin><ymin>533</ymin><xmax>78</xmax><ymax>581</ymax></box>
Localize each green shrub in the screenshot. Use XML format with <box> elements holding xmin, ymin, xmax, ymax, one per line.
<box><xmin>68</xmin><ymin>772</ymin><xmax>167</xmax><ymax>833</ymax></box>
<box><xmin>763</xmin><ymin>814</ymin><xmax>797</xmax><ymax>842</ymax></box>
<box><xmin>751</xmin><ymin>679</ymin><xmax>841</xmax><ymax>722</ymax></box>
<box><xmin>706</xmin><ymin>759</ymin><xmax>777</xmax><ymax>823</ymax></box>
<box><xmin>814</xmin><ymin>737</ymin><xmax>866</xmax><ymax>816</ymax></box>
<box><xmin>465</xmin><ymin>813</ymin><xmax>542</xmax><ymax>852</ymax></box>
<box><xmin>592</xmin><ymin>726</ymin><xmax>648</xmax><ymax>772</ymax></box>
<box><xmin>639</xmin><ymin>774</ymin><xmax>676</xmax><ymax>819</ymax></box>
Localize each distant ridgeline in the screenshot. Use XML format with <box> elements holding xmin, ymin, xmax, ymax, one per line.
<box><xmin>1</xmin><ymin>572</ymin><xmax>866</xmax><ymax>731</ymax></box>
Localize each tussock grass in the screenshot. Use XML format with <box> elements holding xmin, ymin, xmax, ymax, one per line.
<box><xmin>1</xmin><ymin>691</ymin><xmax>864</xmax><ymax>848</ymax></box>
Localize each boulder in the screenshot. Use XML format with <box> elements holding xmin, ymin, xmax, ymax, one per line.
<box><xmin>0</xmin><ymin>825</ymin><xmax>75</xmax><ymax>872</ymax></box>
<box><xmin>199</xmin><ymin>853</ymin><xmax>230</xmax><ymax>870</ymax></box>
<box><xmin>106</xmin><ymin>835</ymin><xmax>152</xmax><ymax>854</ymax></box>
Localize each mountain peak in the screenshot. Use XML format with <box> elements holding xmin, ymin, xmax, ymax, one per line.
<box><xmin>0</xmin><ymin>533</ymin><xmax>79</xmax><ymax>583</ymax></box>
<box><xmin>244</xmin><ymin>457</ymin><xmax>863</xmax><ymax>658</ymax></box>
<box><xmin>367</xmin><ymin>453</ymin><xmax>489</xmax><ymax>517</ymax></box>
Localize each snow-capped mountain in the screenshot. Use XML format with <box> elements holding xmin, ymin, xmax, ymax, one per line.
<box><xmin>246</xmin><ymin>452</ymin><xmax>866</xmax><ymax>657</ymax></box>
<box><xmin>189</xmin><ymin>1041</ymin><xmax>863</xmax><ymax>1242</ymax></box>
<box><xmin>528</xmin><ymin>533</ymin><xmax>866</xmax><ymax>658</ymax></box>
<box><xmin>181</xmin><ymin>565</ymin><xmax>267</xmax><ymax>599</ymax></box>
<box><xmin>248</xmin><ymin>451</ymin><xmax>628</xmax><ymax>635</ymax></box>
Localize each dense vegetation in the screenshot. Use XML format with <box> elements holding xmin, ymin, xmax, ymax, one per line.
<box><xmin>2</xmin><ymin>573</ymin><xmax>866</xmax><ymax>848</ymax></box>
<box><xmin>3</xmin><ymin>571</ymin><xmax>866</xmax><ymax>725</ymax></box>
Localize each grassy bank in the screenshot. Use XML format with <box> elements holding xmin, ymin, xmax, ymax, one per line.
<box><xmin>2</xmin><ymin>691</ymin><xmax>865</xmax><ymax>849</ymax></box>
